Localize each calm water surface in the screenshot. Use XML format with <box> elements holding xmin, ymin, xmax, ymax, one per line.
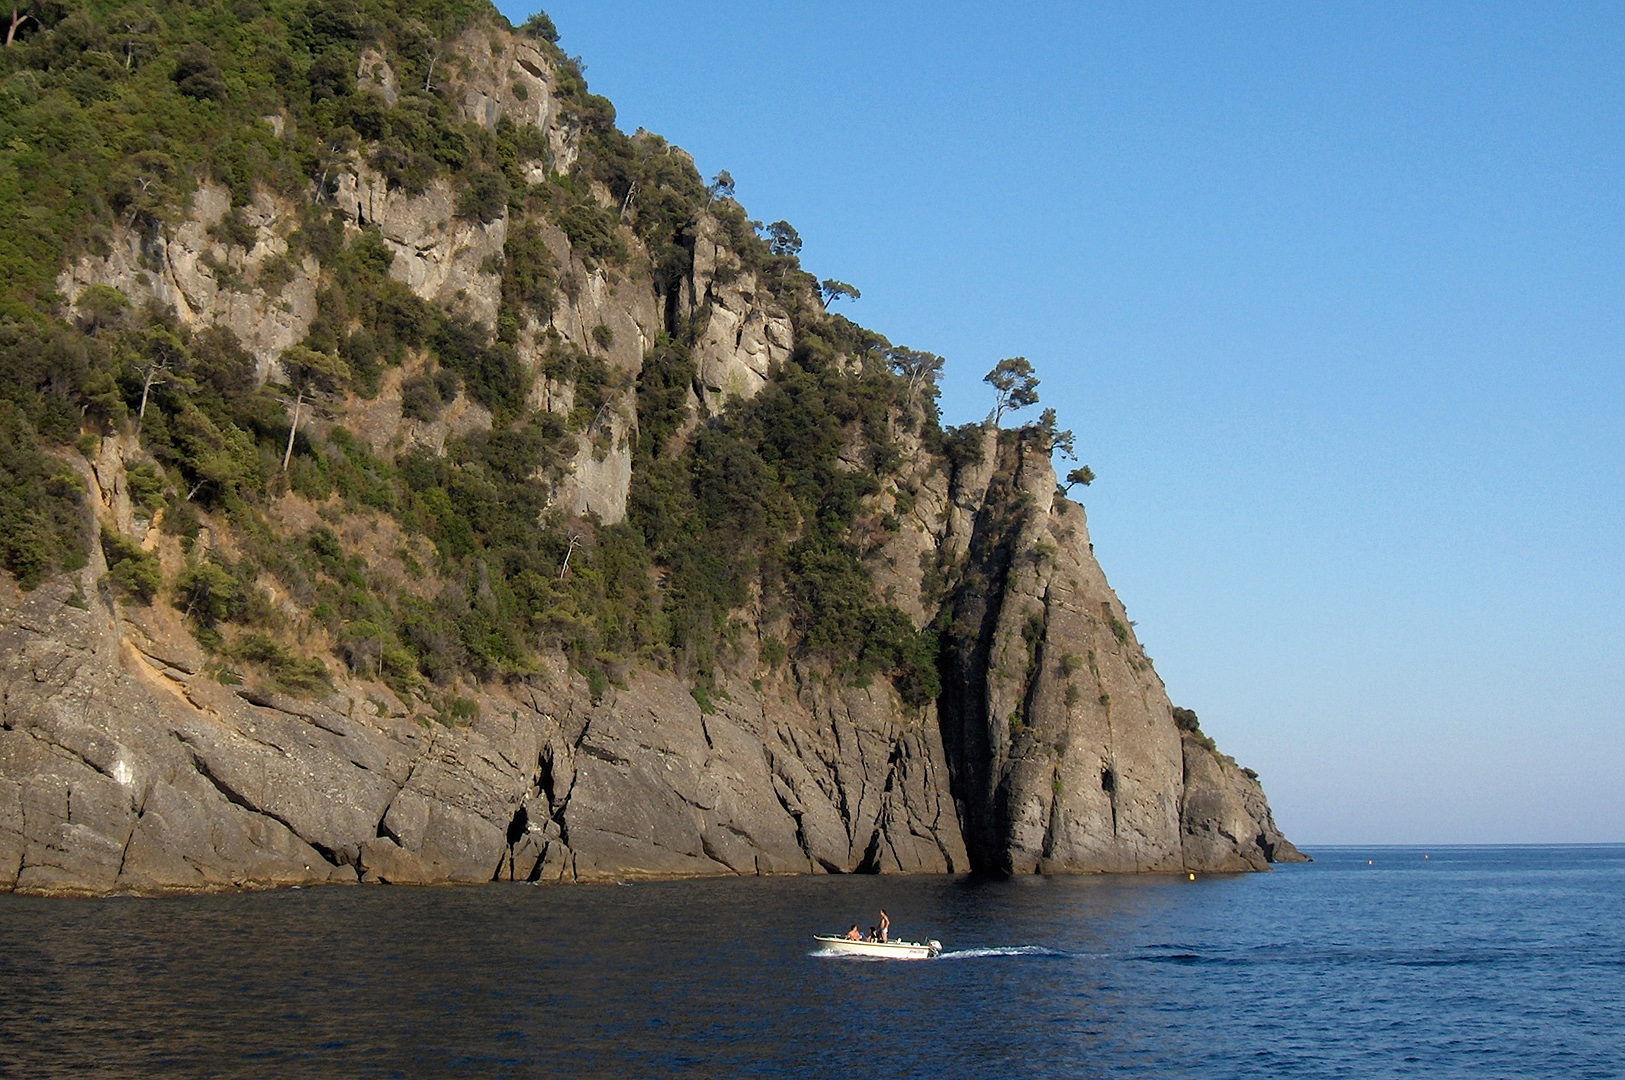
<box><xmin>2</xmin><ymin>846</ymin><xmax>1621</xmax><ymax>1078</ymax></box>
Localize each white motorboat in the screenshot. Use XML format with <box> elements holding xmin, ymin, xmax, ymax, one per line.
<box><xmin>813</xmin><ymin>935</ymin><xmax>943</xmax><ymax>960</ymax></box>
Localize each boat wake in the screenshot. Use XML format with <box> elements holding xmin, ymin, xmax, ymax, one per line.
<box><xmin>937</xmin><ymin>946</ymin><xmax>1070</xmax><ymax>960</ymax></box>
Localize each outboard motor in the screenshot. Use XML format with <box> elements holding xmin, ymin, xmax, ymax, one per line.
<box><xmin>928</xmin><ymin>939</ymin><xmax>943</xmax><ymax>958</ymax></box>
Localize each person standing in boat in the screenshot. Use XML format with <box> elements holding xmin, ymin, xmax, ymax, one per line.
<box><xmin>879</xmin><ymin>910</ymin><xmax>890</xmax><ymax>943</ymax></box>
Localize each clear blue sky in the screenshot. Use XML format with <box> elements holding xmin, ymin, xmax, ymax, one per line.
<box><xmin>497</xmin><ymin>2</ymin><xmax>1625</xmax><ymax>845</ymax></box>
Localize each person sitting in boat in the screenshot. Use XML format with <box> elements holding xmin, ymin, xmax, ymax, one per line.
<box><xmin>867</xmin><ymin>926</ymin><xmax>878</xmax><ymax>942</ymax></box>
<box><xmin>879</xmin><ymin>910</ymin><xmax>891</xmax><ymax>943</ymax></box>
<box><xmin>845</xmin><ymin>925</ymin><xmax>862</xmax><ymax>941</ymax></box>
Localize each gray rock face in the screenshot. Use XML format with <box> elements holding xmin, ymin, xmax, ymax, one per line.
<box><xmin>683</xmin><ymin>217</ymin><xmax>795</xmax><ymax>413</ymax></box>
<box><xmin>0</xmin><ymin>576</ymin><xmax>352</xmax><ymax>893</ymax></box>
<box><xmin>1181</xmin><ymin>734</ymin><xmax>1308</xmax><ymax>869</ymax></box>
<box><xmin>0</xmin><ymin>568</ymin><xmax>973</xmax><ymax>893</ymax></box>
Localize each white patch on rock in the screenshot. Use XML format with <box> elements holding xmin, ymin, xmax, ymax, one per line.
<box><xmin>331</xmin><ymin>170</ymin><xmax>507</xmax><ymax>328</ymax></box>
<box><xmin>57</xmin><ymin>183</ymin><xmax>320</xmax><ymax>380</ymax></box>
<box><xmin>552</xmin><ymin>407</ymin><xmax>633</xmax><ymax>525</ymax></box>
<box><xmin>356</xmin><ymin>47</ymin><xmax>399</xmax><ymax>106</ymax></box>
<box><xmin>680</xmin><ymin>217</ymin><xmax>794</xmax><ymax>412</ymax></box>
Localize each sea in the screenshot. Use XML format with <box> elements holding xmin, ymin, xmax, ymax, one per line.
<box><xmin>1</xmin><ymin>845</ymin><xmax>1621</xmax><ymax>1078</ymax></box>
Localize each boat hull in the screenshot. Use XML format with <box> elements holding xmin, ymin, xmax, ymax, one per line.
<box><xmin>813</xmin><ymin>935</ymin><xmax>942</xmax><ymax>960</ymax></box>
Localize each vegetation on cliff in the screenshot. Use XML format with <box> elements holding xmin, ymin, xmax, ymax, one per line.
<box><xmin>0</xmin><ymin>0</ymin><xmax>1085</xmax><ymax>713</ymax></box>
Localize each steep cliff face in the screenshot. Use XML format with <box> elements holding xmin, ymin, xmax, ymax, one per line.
<box><xmin>934</xmin><ymin>436</ymin><xmax>1305</xmax><ymax>873</ymax></box>
<box><xmin>0</xmin><ymin>8</ymin><xmax>1301</xmax><ymax>894</ymax></box>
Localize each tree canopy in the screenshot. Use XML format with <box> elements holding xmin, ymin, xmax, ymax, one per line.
<box><xmin>985</xmin><ymin>356</ymin><xmax>1040</xmax><ymax>424</ymax></box>
<box><xmin>819</xmin><ymin>279</ymin><xmax>860</xmax><ymax>308</ymax></box>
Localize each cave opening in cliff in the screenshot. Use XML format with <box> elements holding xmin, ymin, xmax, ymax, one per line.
<box><xmin>1101</xmin><ymin>768</ymin><xmax>1116</xmax><ymax>794</ymax></box>
<box><xmin>855</xmin><ymin>830</ymin><xmax>884</xmax><ymax>874</ymax></box>
<box><xmin>538</xmin><ymin>749</ymin><xmax>555</xmax><ymax>807</ymax></box>
<box><xmin>501</xmin><ymin>804</ymin><xmax>530</xmax><ymax>881</ymax></box>
<box><xmin>506</xmin><ymin>804</ymin><xmax>529</xmax><ymax>848</ymax></box>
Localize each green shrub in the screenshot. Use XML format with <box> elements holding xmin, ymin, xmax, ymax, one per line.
<box><xmin>438</xmin><ymin>695</ymin><xmax>480</xmax><ymax>725</ymax></box>
<box><xmin>101</xmin><ymin>528</ymin><xmax>162</xmax><ymax>603</ymax></box>
<box><xmin>632</xmin><ymin>339</ymin><xmax>695</xmax><ymax>463</ymax></box>
<box><xmin>941</xmin><ymin>423</ymin><xmax>986</xmax><ymax>471</ymax></box>
<box><xmin>162</xmin><ymin>498</ymin><xmax>201</xmax><ymax>546</ymax></box>
<box><xmin>231</xmin><ymin>633</ymin><xmax>333</xmax><ymax>695</ymax></box>
<box><xmin>175</xmin><ymin>561</ymin><xmax>241</xmax><ymax>626</ymax></box>
<box><xmin>172</xmin><ymin>44</ymin><xmax>226</xmax><ymax>102</ymax></box>
<box><xmin>498</xmin><ymin>219</ymin><xmax>557</xmax><ymax>337</ymax></box>
<box><xmin>401</xmin><ymin>374</ymin><xmax>443</xmax><ymax>421</ymax></box>
<box><xmin>125</xmin><ymin>462</ymin><xmax>168</xmax><ymax>514</ymax></box>
<box><xmin>0</xmin><ymin>405</ymin><xmax>89</xmax><ymax>589</ymax></box>
<box><xmin>433</xmin><ymin>318</ymin><xmax>525</xmax><ymax>419</ymax></box>
<box><xmin>556</xmin><ymin>199</ymin><xmax>625</xmax><ymax>267</ymax></box>
<box><xmin>457</xmin><ymin>170</ymin><xmax>511</xmax><ymax>224</ymax></box>
<box><xmin>520</xmin><ymin>12</ymin><xmax>558</xmax><ymax>41</ymax></box>
<box><xmin>1173</xmin><ymin>705</ymin><xmax>1217</xmax><ymax>750</ymax></box>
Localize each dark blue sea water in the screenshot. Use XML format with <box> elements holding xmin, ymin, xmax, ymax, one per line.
<box><xmin>1</xmin><ymin>846</ymin><xmax>1621</xmax><ymax>1078</ymax></box>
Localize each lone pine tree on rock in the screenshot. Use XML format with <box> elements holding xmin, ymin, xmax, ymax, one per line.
<box><xmin>985</xmin><ymin>356</ymin><xmax>1040</xmax><ymax>425</ymax></box>
<box><xmin>277</xmin><ymin>346</ymin><xmax>351</xmax><ymax>472</ymax></box>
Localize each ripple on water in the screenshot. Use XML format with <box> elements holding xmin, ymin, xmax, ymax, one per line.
<box><xmin>0</xmin><ymin>846</ymin><xmax>1621</xmax><ymax>1079</ymax></box>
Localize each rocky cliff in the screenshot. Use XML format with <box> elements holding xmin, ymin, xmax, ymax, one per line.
<box><xmin>0</xmin><ymin>5</ymin><xmax>1301</xmax><ymax>894</ymax></box>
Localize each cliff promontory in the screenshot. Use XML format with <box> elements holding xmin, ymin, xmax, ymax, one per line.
<box><xmin>0</xmin><ymin>1</ymin><xmax>1302</xmax><ymax>894</ymax></box>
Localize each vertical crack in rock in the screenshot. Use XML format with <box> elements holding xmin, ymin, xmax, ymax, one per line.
<box><xmin>936</xmin><ymin>451</ymin><xmax>1022</xmax><ymax>872</ymax></box>
<box><xmin>763</xmin><ymin>746</ymin><xmax>812</xmax><ymax>865</ymax></box>
<box><xmin>855</xmin><ymin>828</ymin><xmax>883</xmax><ymax>874</ymax></box>
<box><xmin>1041</xmin><ymin>769</ymin><xmax>1062</xmax><ymax>860</ymax></box>
<box><xmin>538</xmin><ymin>744</ymin><xmax>569</xmax><ymax>845</ymax></box>
<box><xmin>1102</xmin><ymin>765</ymin><xmax>1119</xmax><ymax>836</ymax></box>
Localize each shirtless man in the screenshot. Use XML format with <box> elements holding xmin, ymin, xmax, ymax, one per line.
<box><xmin>845</xmin><ymin>924</ymin><xmax>862</xmax><ymax>941</ymax></box>
<box><xmin>879</xmin><ymin>910</ymin><xmax>890</xmax><ymax>943</ymax></box>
